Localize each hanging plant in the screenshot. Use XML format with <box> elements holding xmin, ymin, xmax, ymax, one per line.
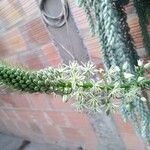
<box><xmin>76</xmin><ymin>0</ymin><xmax>150</xmax><ymax>144</ymax></box>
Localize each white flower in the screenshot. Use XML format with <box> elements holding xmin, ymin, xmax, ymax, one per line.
<box><xmin>138</xmin><ymin>60</ymin><xmax>143</xmax><ymax>67</ymax></box>
<box><xmin>124</xmin><ymin>72</ymin><xmax>134</xmax><ymax>79</ymax></box>
<box><xmin>122</xmin><ymin>62</ymin><xmax>128</xmax><ymax>70</ymax></box>
<box><xmin>141</xmin><ymin>97</ymin><xmax>147</xmax><ymax>102</ymax></box>
<box><xmin>82</xmin><ymin>61</ymin><xmax>96</xmax><ymax>75</ymax></box>
<box><xmin>63</xmin><ymin>95</ymin><xmax>69</xmax><ymax>103</ymax></box>
<box><xmin>109</xmin><ymin>66</ymin><xmax>120</xmax><ymax>75</ymax></box>
<box><xmin>144</xmin><ymin>62</ymin><xmax>150</xmax><ymax>69</ymax></box>
<box><xmin>114</xmin><ymin>66</ymin><xmax>120</xmax><ymax>72</ymax></box>
<box><xmin>99</xmin><ymin>68</ymin><xmax>104</xmax><ymax>73</ymax></box>
<box><xmin>137</xmin><ymin>77</ymin><xmax>144</xmax><ymax>82</ymax></box>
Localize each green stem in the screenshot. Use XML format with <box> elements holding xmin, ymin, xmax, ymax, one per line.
<box><xmin>0</xmin><ymin>63</ymin><xmax>150</xmax><ymax>94</ymax></box>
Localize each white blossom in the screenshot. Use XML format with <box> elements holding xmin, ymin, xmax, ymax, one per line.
<box><xmin>138</xmin><ymin>60</ymin><xmax>143</xmax><ymax>67</ymax></box>
<box><xmin>123</xmin><ymin>72</ymin><xmax>134</xmax><ymax>79</ymax></box>
<box><xmin>122</xmin><ymin>62</ymin><xmax>128</xmax><ymax>70</ymax></box>
<box><xmin>141</xmin><ymin>97</ymin><xmax>147</xmax><ymax>102</ymax></box>
<box><xmin>144</xmin><ymin>62</ymin><xmax>150</xmax><ymax>69</ymax></box>
<box><xmin>138</xmin><ymin>77</ymin><xmax>144</xmax><ymax>82</ymax></box>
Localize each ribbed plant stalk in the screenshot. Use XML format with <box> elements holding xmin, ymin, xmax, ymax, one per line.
<box><xmin>0</xmin><ymin>63</ymin><xmax>72</xmax><ymax>95</ymax></box>
<box><xmin>133</xmin><ymin>0</ymin><xmax>150</xmax><ymax>57</ymax></box>
<box><xmin>77</xmin><ymin>0</ymin><xmax>150</xmax><ymax>143</ymax></box>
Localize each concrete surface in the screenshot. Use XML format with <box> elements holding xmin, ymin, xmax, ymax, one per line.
<box><xmin>0</xmin><ymin>133</ymin><xmax>67</xmax><ymax>150</ymax></box>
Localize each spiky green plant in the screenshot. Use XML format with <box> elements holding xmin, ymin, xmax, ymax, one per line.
<box><xmin>0</xmin><ymin>61</ymin><xmax>150</xmax><ymax>142</ymax></box>
<box><xmin>0</xmin><ymin>60</ymin><xmax>150</xmax><ymax>100</ymax></box>
<box><xmin>76</xmin><ymin>0</ymin><xmax>150</xmax><ymax>144</ymax></box>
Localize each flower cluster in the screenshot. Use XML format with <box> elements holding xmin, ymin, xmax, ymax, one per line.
<box><xmin>0</xmin><ymin>60</ymin><xmax>150</xmax><ymax>143</ymax></box>
<box><xmin>0</xmin><ymin>60</ymin><xmax>150</xmax><ymax>113</ymax></box>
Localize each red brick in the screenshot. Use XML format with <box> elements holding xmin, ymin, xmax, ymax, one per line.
<box><xmin>0</xmin><ymin>40</ymin><xmax>10</xmax><ymax>57</ymax></box>
<box><xmin>16</xmin><ymin>119</ymin><xmax>36</xmax><ymax>139</ymax></box>
<box><xmin>31</xmin><ymin>111</ymin><xmax>52</xmax><ymax>125</ymax></box>
<box><xmin>7</xmin><ymin>0</ymin><xmax>24</xmax><ymax>14</ymax></box>
<box><xmin>0</xmin><ymin>110</ymin><xmax>9</xmax><ymax>120</ymax></box>
<box><xmin>121</xmin><ymin>133</ymin><xmax>145</xmax><ymax>150</ymax></box>
<box><xmin>21</xmin><ymin>52</ymin><xmax>45</xmax><ymax>69</ymax></box>
<box><xmin>29</xmin><ymin>119</ymin><xmax>43</xmax><ymax>134</ymax></box>
<box><xmin>46</xmin><ymin>111</ymin><xmax>67</xmax><ymax>127</ymax></box>
<box><xmin>0</xmin><ymin>93</ymin><xmax>15</xmax><ymax>107</ymax></box>
<box><xmin>88</xmin><ymin>44</ymin><xmax>102</xmax><ymax>65</ymax></box>
<box><xmin>125</xmin><ymin>2</ymin><xmax>135</xmax><ymax>14</ymax></box>
<box><xmin>0</xmin><ymin>0</ymin><xmax>22</xmax><ymax>26</ymax></box>
<box><xmin>16</xmin><ymin>119</ymin><xmax>30</xmax><ymax>133</ymax></box>
<box><xmin>0</xmin><ymin>99</ymin><xmax>5</xmax><ymax>107</ymax></box>
<box><xmin>12</xmin><ymin>94</ymin><xmax>30</xmax><ymax>108</ymax></box>
<box><xmin>4</xmin><ymin>28</ymin><xmax>27</xmax><ymax>53</ymax></box>
<box><xmin>24</xmin><ymin>18</ymin><xmax>50</xmax><ymax>46</ymax></box>
<box><xmin>42</xmin><ymin>123</ymin><xmax>62</xmax><ymax>142</ymax></box>
<box><xmin>65</xmin><ymin>112</ymin><xmax>92</xmax><ymax>129</ymax></box>
<box><xmin>42</xmin><ymin>43</ymin><xmax>62</xmax><ymax>66</ymax></box>
<box><xmin>113</xmin><ymin>113</ymin><xmax>135</xmax><ymax>134</ymax></box>
<box><xmin>62</xmin><ymin>127</ymin><xmax>84</xmax><ymax>145</ymax></box>
<box><xmin>5</xmin><ymin>110</ymin><xmax>20</xmax><ymax>121</ymax></box>
<box><xmin>80</xmin><ymin>128</ymin><xmax>97</xmax><ymax>144</ymax></box>
<box><xmin>17</xmin><ymin>110</ymin><xmax>34</xmax><ymax>123</ymax></box>
<box><xmin>84</xmin><ymin>144</ymin><xmax>97</xmax><ymax>150</ymax></box>
<box><xmin>48</xmin><ymin>95</ymin><xmax>74</xmax><ymax>111</ymax></box>
<box><xmin>17</xmin><ymin>110</ymin><xmax>45</xmax><ymax>134</ymax></box>
<box><xmin>29</xmin><ymin>94</ymin><xmax>50</xmax><ymax>110</ymax></box>
<box><xmin>19</xmin><ymin>0</ymin><xmax>38</xmax><ymax>16</ymax></box>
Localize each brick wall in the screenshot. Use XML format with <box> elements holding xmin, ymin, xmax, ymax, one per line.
<box><xmin>0</xmin><ymin>0</ymin><xmax>149</xmax><ymax>149</ymax></box>
<box><xmin>0</xmin><ymin>0</ymin><xmax>98</xmax><ymax>149</ymax></box>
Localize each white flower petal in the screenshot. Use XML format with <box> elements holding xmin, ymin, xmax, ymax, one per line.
<box><xmin>144</xmin><ymin>62</ymin><xmax>150</xmax><ymax>69</ymax></box>
<box><xmin>138</xmin><ymin>60</ymin><xmax>143</xmax><ymax>67</ymax></box>
<box><xmin>137</xmin><ymin>77</ymin><xmax>144</xmax><ymax>82</ymax></box>
<box><xmin>124</xmin><ymin>73</ymin><xmax>134</xmax><ymax>79</ymax></box>
<box><xmin>141</xmin><ymin>97</ymin><xmax>147</xmax><ymax>102</ymax></box>
<box><xmin>114</xmin><ymin>66</ymin><xmax>120</xmax><ymax>72</ymax></box>
<box><xmin>99</xmin><ymin>68</ymin><xmax>104</xmax><ymax>73</ymax></box>
<box><xmin>123</xmin><ymin>62</ymin><xmax>128</xmax><ymax>70</ymax></box>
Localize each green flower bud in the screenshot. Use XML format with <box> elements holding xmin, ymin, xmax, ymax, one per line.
<box><xmin>6</xmin><ymin>70</ymin><xmax>12</xmax><ymax>75</ymax></box>
<box><xmin>22</xmin><ymin>76</ymin><xmax>28</xmax><ymax>80</ymax></box>
<box><xmin>26</xmin><ymin>80</ymin><xmax>31</xmax><ymax>84</ymax></box>
<box><xmin>3</xmin><ymin>74</ymin><xmax>8</xmax><ymax>78</ymax></box>
<box><xmin>16</xmin><ymin>76</ymin><xmax>21</xmax><ymax>81</ymax></box>
<box><xmin>40</xmin><ymin>87</ymin><xmax>47</xmax><ymax>92</ymax></box>
<box><xmin>19</xmin><ymin>80</ymin><xmax>24</xmax><ymax>84</ymax></box>
<box><xmin>21</xmin><ymin>84</ymin><xmax>27</xmax><ymax>89</ymax></box>
<box><xmin>45</xmin><ymin>79</ymin><xmax>49</xmax><ymax>85</ymax></box>
<box><xmin>14</xmin><ymin>72</ymin><xmax>20</xmax><ymax>76</ymax></box>
<box><xmin>9</xmin><ymin>74</ymin><xmax>15</xmax><ymax>78</ymax></box>
<box><xmin>12</xmin><ymin>79</ymin><xmax>16</xmax><ymax>83</ymax></box>
<box><xmin>34</xmin><ymin>87</ymin><xmax>40</xmax><ymax>91</ymax></box>
<box><xmin>14</xmin><ymin>83</ymin><xmax>19</xmax><ymax>87</ymax></box>
<box><xmin>38</xmin><ymin>80</ymin><xmax>43</xmax><ymax>85</ymax></box>
<box><xmin>33</xmin><ymin>79</ymin><xmax>38</xmax><ymax>83</ymax></box>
